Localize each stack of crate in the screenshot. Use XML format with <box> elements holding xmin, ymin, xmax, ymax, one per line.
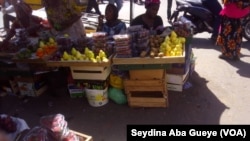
<box><xmin>124</xmin><ymin>69</ymin><xmax>168</xmax><ymax>108</ymax></box>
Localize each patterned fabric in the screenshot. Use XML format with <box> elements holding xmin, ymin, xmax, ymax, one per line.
<box><xmin>42</xmin><ymin>0</ymin><xmax>83</xmax><ymax>31</ymax></box>
<box><xmin>216</xmin><ymin>15</ymin><xmax>248</xmax><ymax>57</ymax></box>
<box><xmin>101</xmin><ymin>20</ymin><xmax>126</xmax><ymax>36</ymax></box>
<box><xmin>223</xmin><ymin>0</ymin><xmax>250</xmax><ymax>9</ymax></box>
<box><xmin>216</xmin><ymin>0</ymin><xmax>249</xmax><ymax>58</ymax></box>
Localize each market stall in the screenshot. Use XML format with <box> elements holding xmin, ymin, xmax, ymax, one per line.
<box><xmin>0</xmin><ymin>6</ymin><xmax>195</xmax><ymax>104</ymax></box>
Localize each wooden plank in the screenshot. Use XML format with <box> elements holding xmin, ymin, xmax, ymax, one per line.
<box><xmin>125</xmin><ymin>86</ymin><xmax>165</xmax><ymax>92</ymax></box>
<box><xmin>12</xmin><ymin>58</ymin><xmax>47</xmax><ymax>64</ymax></box>
<box><xmin>71</xmin><ymin>66</ymin><xmax>111</xmax><ymax>80</ymax></box>
<box><xmin>46</xmin><ymin>55</ymin><xmax>113</xmax><ymax>67</ymax></box>
<box><xmin>129</xmin><ymin>69</ymin><xmax>164</xmax><ymax>80</ymax></box>
<box><xmin>112</xmin><ymin>54</ymin><xmax>185</xmax><ymax>65</ymax></box>
<box><xmin>129</xmin><ymin>97</ymin><xmax>166</xmax><ymax>103</ymax></box>
<box><xmin>69</xmin><ymin>130</ymin><xmax>93</xmax><ymax>141</ymax></box>
<box><xmin>115</xmin><ymin>64</ymin><xmax>172</xmax><ymax>70</ymax></box>
<box><xmin>129</xmin><ymin>102</ymin><xmax>167</xmax><ymax>108</ymax></box>
<box><xmin>0</xmin><ymin>52</ymin><xmax>16</xmax><ymax>59</ymax></box>
<box><xmin>127</xmin><ymin>95</ymin><xmax>168</xmax><ymax>108</ymax></box>
<box><xmin>46</xmin><ymin>60</ymin><xmax>111</xmax><ymax>67</ymax></box>
<box><xmin>124</xmin><ymin>79</ymin><xmax>165</xmax><ymax>87</ymax></box>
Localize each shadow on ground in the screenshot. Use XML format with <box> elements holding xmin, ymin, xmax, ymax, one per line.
<box><xmin>0</xmin><ymin>70</ymin><xmax>228</xmax><ymax>141</ymax></box>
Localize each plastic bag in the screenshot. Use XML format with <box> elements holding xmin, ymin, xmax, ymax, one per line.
<box><xmin>109</xmin><ymin>74</ymin><xmax>123</xmax><ymax>89</ymax></box>
<box><xmin>108</xmin><ymin>87</ymin><xmax>127</xmax><ymax>104</ymax></box>
<box><xmin>23</xmin><ymin>126</ymin><xmax>57</xmax><ymax>141</ymax></box>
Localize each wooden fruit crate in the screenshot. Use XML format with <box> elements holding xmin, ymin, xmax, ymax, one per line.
<box><xmin>124</xmin><ymin>79</ymin><xmax>168</xmax><ymax>108</ymax></box>
<box><xmin>70</xmin><ymin>130</ymin><xmax>93</xmax><ymax>141</ymax></box>
<box><xmin>112</xmin><ymin>54</ymin><xmax>185</xmax><ymax>65</ymax></box>
<box><xmin>46</xmin><ymin>55</ymin><xmax>113</xmax><ymax>67</ymax></box>
<box><xmin>129</xmin><ymin>69</ymin><xmax>164</xmax><ymax>80</ymax></box>
<box><xmin>14</xmin><ymin>129</ymin><xmax>93</xmax><ymax>141</ymax></box>
<box><xmin>70</xmin><ymin>66</ymin><xmax>111</xmax><ymax>80</ymax></box>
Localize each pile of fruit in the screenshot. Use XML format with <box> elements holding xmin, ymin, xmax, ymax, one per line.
<box><xmin>36</xmin><ymin>37</ymin><xmax>58</xmax><ymax>58</ymax></box>
<box><xmin>147</xmin><ymin>35</ymin><xmax>164</xmax><ymax>58</ymax></box>
<box><xmin>159</xmin><ymin>31</ymin><xmax>186</xmax><ymax>57</ymax></box>
<box><xmin>0</xmin><ymin>115</ymin><xmax>17</xmax><ymax>133</ymax></box>
<box><xmin>57</xmin><ymin>47</ymin><xmax>109</xmax><ymax>63</ymax></box>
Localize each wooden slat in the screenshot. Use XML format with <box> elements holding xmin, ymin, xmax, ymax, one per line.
<box><xmin>124</xmin><ymin>79</ymin><xmax>165</xmax><ymax>87</ymax></box>
<box><xmin>129</xmin><ymin>69</ymin><xmax>164</xmax><ymax>80</ymax></box>
<box><xmin>70</xmin><ymin>130</ymin><xmax>93</xmax><ymax>141</ymax></box>
<box><xmin>46</xmin><ymin>55</ymin><xmax>113</xmax><ymax>67</ymax></box>
<box><xmin>46</xmin><ymin>60</ymin><xmax>111</xmax><ymax>67</ymax></box>
<box><xmin>129</xmin><ymin>102</ymin><xmax>167</xmax><ymax>108</ymax></box>
<box><xmin>112</xmin><ymin>54</ymin><xmax>185</xmax><ymax>65</ymax></box>
<box><xmin>125</xmin><ymin>86</ymin><xmax>165</xmax><ymax>92</ymax></box>
<box><xmin>129</xmin><ymin>97</ymin><xmax>166</xmax><ymax>103</ymax></box>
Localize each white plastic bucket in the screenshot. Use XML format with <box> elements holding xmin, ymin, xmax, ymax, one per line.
<box><xmin>85</xmin><ymin>87</ymin><xmax>108</xmax><ymax>107</ymax></box>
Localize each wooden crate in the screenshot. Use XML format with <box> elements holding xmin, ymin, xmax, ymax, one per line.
<box><xmin>129</xmin><ymin>69</ymin><xmax>164</xmax><ymax>80</ymax></box>
<box><xmin>70</xmin><ymin>130</ymin><xmax>93</xmax><ymax>141</ymax></box>
<box><xmin>112</xmin><ymin>45</ymin><xmax>186</xmax><ymax>65</ymax></box>
<box><xmin>113</xmin><ymin>54</ymin><xmax>185</xmax><ymax>65</ymax></box>
<box><xmin>124</xmin><ymin>79</ymin><xmax>168</xmax><ymax>108</ymax></box>
<box><xmin>14</xmin><ymin>129</ymin><xmax>93</xmax><ymax>141</ymax></box>
<box><xmin>70</xmin><ymin>66</ymin><xmax>111</xmax><ymax>80</ymax></box>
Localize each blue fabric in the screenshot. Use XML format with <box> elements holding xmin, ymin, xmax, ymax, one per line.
<box><xmin>102</xmin><ymin>21</ymin><xmax>127</xmax><ymax>36</ymax></box>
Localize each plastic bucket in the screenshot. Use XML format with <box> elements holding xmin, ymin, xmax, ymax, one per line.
<box><xmin>85</xmin><ymin>87</ymin><xmax>108</xmax><ymax>107</ymax></box>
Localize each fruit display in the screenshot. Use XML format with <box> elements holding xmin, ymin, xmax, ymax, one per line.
<box><xmin>50</xmin><ymin>46</ymin><xmax>109</xmax><ymax>63</ymax></box>
<box><xmin>136</xmin><ymin>30</ymin><xmax>150</xmax><ymax>57</ymax></box>
<box><xmin>92</xmin><ymin>32</ymin><xmax>109</xmax><ymax>56</ymax></box>
<box><xmin>36</xmin><ymin>37</ymin><xmax>58</xmax><ymax>58</ymax></box>
<box><xmin>0</xmin><ymin>115</ymin><xmax>17</xmax><ymax>133</ymax></box>
<box><xmin>148</xmin><ymin>35</ymin><xmax>164</xmax><ymax>58</ymax></box>
<box><xmin>160</xmin><ymin>31</ymin><xmax>186</xmax><ymax>57</ymax></box>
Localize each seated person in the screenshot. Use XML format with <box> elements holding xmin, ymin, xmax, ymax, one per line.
<box><xmin>0</xmin><ymin>2</ymin><xmax>49</xmax><ymax>49</ymax></box>
<box><xmin>130</xmin><ymin>0</ymin><xmax>163</xmax><ymax>31</ymax></box>
<box><xmin>97</xmin><ymin>3</ymin><xmax>127</xmax><ymax>37</ymax></box>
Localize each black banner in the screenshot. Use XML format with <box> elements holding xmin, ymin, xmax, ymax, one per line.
<box><xmin>127</xmin><ymin>125</ymin><xmax>250</xmax><ymax>140</ymax></box>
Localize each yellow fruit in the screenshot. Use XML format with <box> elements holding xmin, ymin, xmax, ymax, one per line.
<box><xmin>71</xmin><ymin>47</ymin><xmax>77</xmax><ymax>56</ymax></box>
<box><xmin>49</xmin><ymin>37</ymin><xmax>55</xmax><ymax>44</ymax></box>
<box><xmin>63</xmin><ymin>51</ymin><xmax>70</xmax><ymax>60</ymax></box>
<box><xmin>102</xmin><ymin>57</ymin><xmax>109</xmax><ymax>63</ymax></box>
<box><xmin>39</xmin><ymin>41</ymin><xmax>46</xmax><ymax>48</ymax></box>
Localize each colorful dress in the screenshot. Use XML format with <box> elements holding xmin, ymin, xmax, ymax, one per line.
<box><xmin>216</xmin><ymin>0</ymin><xmax>250</xmax><ymax>59</ymax></box>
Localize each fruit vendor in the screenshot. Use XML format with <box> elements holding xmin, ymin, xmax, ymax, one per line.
<box><xmin>97</xmin><ymin>3</ymin><xmax>127</xmax><ymax>37</ymax></box>
<box><xmin>41</xmin><ymin>0</ymin><xmax>86</xmax><ymax>39</ymax></box>
<box><xmin>130</xmin><ymin>0</ymin><xmax>164</xmax><ymax>33</ymax></box>
<box><xmin>0</xmin><ymin>2</ymin><xmax>49</xmax><ymax>50</ymax></box>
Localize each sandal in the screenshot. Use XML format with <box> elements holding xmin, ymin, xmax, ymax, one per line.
<box><xmin>233</xmin><ymin>55</ymin><xmax>240</xmax><ymax>61</ymax></box>
<box><xmin>218</xmin><ymin>54</ymin><xmax>234</xmax><ymax>60</ymax></box>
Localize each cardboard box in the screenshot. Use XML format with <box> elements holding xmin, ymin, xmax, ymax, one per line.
<box><xmin>0</xmin><ymin>77</ymin><xmax>20</xmax><ymax>95</ymax></box>
<box><xmin>167</xmin><ymin>83</ymin><xmax>184</xmax><ymax>92</ymax></box>
<box><xmin>15</xmin><ymin>73</ymin><xmax>48</xmax><ymax>97</ymax></box>
<box><xmin>166</xmin><ymin>68</ymin><xmax>190</xmax><ymax>85</ymax></box>
<box><xmin>166</xmin><ymin>67</ymin><xmax>190</xmax><ymax>92</ymax></box>
<box><xmin>166</xmin><ymin>45</ymin><xmax>192</xmax><ymax>75</ymax></box>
